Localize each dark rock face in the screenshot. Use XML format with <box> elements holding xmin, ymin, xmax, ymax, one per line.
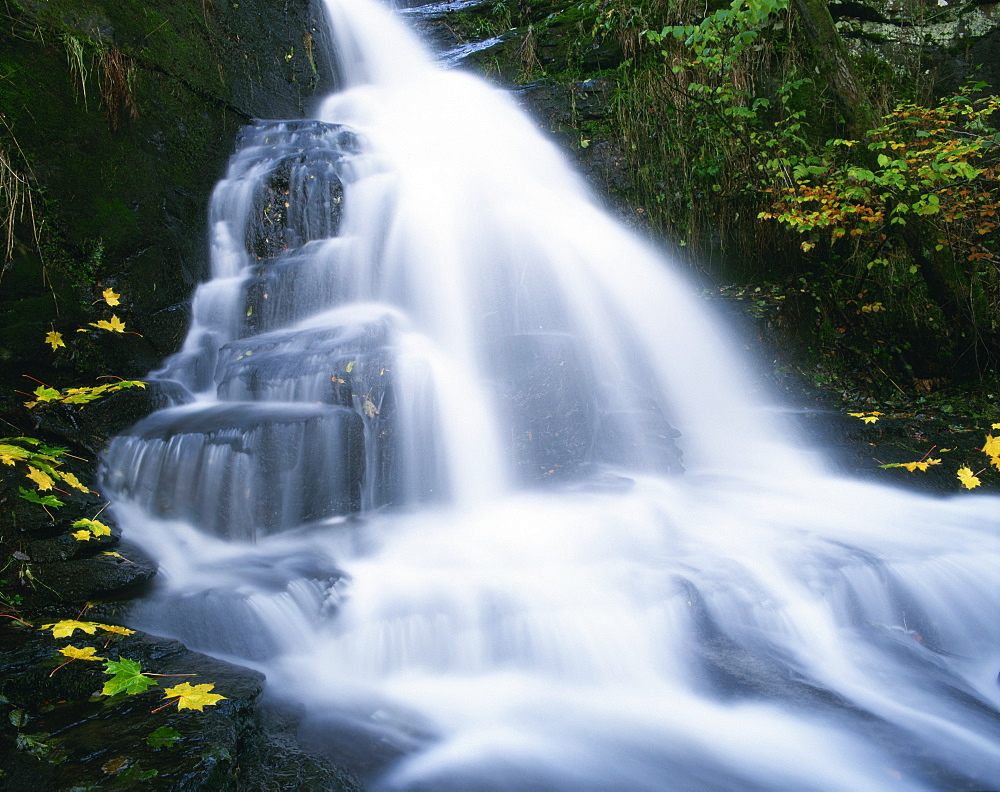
<box><xmin>28</xmin><ymin>545</ymin><xmax>157</xmax><ymax>601</ymax></box>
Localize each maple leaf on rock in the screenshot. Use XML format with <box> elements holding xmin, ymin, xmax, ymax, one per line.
<box><xmin>981</xmin><ymin>434</ymin><xmax>1000</xmax><ymax>458</ymax></box>
<box><xmin>33</xmin><ymin>385</ymin><xmax>61</xmax><ymax>402</ymax></box>
<box><xmin>102</xmin><ymin>288</ymin><xmax>121</xmax><ymax>306</ymax></box>
<box><xmin>0</xmin><ymin>443</ymin><xmax>29</xmax><ymax>465</ymax></box>
<box><xmin>957</xmin><ymin>466</ymin><xmax>981</xmax><ymax>489</ymax></box>
<box><xmin>162</xmin><ymin>682</ymin><xmax>226</xmax><ymax>711</ymax></box>
<box><xmin>58</xmin><ymin>645</ymin><xmax>105</xmax><ymax>661</ymax></box>
<box><xmin>60</xmin><ymin>472</ymin><xmax>91</xmax><ymax>492</ymax></box>
<box><xmin>72</xmin><ymin>518</ymin><xmax>111</xmax><ymax>536</ymax></box>
<box><xmin>42</xmin><ymin>620</ymin><xmax>101</xmax><ymax>638</ymax></box>
<box><xmin>25</xmin><ymin>466</ymin><xmax>54</xmax><ymax>490</ymax></box>
<box><xmin>99</xmin><ymin>624</ymin><xmax>135</xmax><ymax>636</ymax></box>
<box><xmin>103</xmin><ymin>658</ymin><xmax>157</xmax><ymax>696</ymax></box>
<box><xmin>45</xmin><ymin>331</ymin><xmax>66</xmax><ymax>351</ymax></box>
<box><xmin>90</xmin><ymin>314</ymin><xmax>127</xmax><ymax>333</ymax></box>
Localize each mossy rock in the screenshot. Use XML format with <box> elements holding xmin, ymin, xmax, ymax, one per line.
<box><xmin>0</xmin><ymin>0</ymin><xmax>336</xmax><ymax>387</ymax></box>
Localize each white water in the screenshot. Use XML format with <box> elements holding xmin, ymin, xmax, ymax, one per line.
<box><xmin>101</xmin><ymin>0</ymin><xmax>1000</xmax><ymax>789</ymax></box>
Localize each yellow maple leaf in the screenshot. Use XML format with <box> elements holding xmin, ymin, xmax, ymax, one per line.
<box><xmin>58</xmin><ymin>645</ymin><xmax>105</xmax><ymax>661</ymax></box>
<box><xmin>162</xmin><ymin>682</ymin><xmax>226</xmax><ymax>712</ymax></box>
<box><xmin>957</xmin><ymin>466</ymin><xmax>981</xmax><ymax>490</ymax></box>
<box><xmin>990</xmin><ymin>456</ymin><xmax>1000</xmax><ymax>472</ymax></box>
<box><xmin>41</xmin><ymin>620</ymin><xmax>101</xmax><ymax>638</ymax></box>
<box><xmin>72</xmin><ymin>518</ymin><xmax>111</xmax><ymax>536</ymax></box>
<box><xmin>60</xmin><ymin>471</ymin><xmax>91</xmax><ymax>492</ymax></box>
<box><xmin>98</xmin><ymin>624</ymin><xmax>135</xmax><ymax>636</ymax></box>
<box><xmin>102</xmin><ymin>287</ymin><xmax>121</xmax><ymax>306</ymax></box>
<box><xmin>25</xmin><ymin>466</ymin><xmax>55</xmax><ymax>491</ymax></box>
<box><xmin>45</xmin><ymin>330</ymin><xmax>66</xmax><ymax>351</ymax></box>
<box><xmin>72</xmin><ymin>529</ymin><xmax>94</xmax><ymax>541</ymax></box>
<box><xmin>90</xmin><ymin>314</ymin><xmax>126</xmax><ymax>333</ymax></box>
<box><xmin>0</xmin><ymin>443</ymin><xmax>29</xmax><ymax>466</ymax></box>
<box><xmin>993</xmin><ymin>423</ymin><xmax>1000</xmax><ymax>431</ymax></box>
<box><xmin>981</xmin><ymin>435</ymin><xmax>1000</xmax><ymax>458</ymax></box>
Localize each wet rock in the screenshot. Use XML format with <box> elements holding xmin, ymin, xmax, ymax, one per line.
<box><xmin>244</xmin><ymin>121</ymin><xmax>357</xmax><ymax>261</ymax></box>
<box><xmin>27</xmin><ymin>544</ymin><xmax>157</xmax><ymax>602</ymax></box>
<box><xmin>20</xmin><ymin>530</ymin><xmax>118</xmax><ymax>564</ymax></box>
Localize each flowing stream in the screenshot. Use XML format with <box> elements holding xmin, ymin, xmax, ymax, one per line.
<box><xmin>101</xmin><ymin>0</ymin><xmax>1000</xmax><ymax>789</ymax></box>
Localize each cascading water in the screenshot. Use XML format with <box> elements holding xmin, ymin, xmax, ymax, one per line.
<box><xmin>101</xmin><ymin>0</ymin><xmax>1000</xmax><ymax>789</ymax></box>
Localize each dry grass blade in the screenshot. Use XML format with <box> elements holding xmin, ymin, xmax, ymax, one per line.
<box><xmin>99</xmin><ymin>46</ymin><xmax>138</xmax><ymax>129</ymax></box>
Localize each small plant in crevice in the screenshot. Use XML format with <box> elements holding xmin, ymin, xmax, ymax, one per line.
<box><xmin>0</xmin><ymin>132</ymin><xmax>40</xmax><ymax>281</ymax></box>
<box><xmin>60</xmin><ymin>33</ymin><xmax>139</xmax><ymax>129</ymax></box>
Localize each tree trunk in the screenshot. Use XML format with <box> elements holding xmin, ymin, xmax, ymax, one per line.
<box><xmin>791</xmin><ymin>0</ymin><xmax>877</xmax><ymax>135</ymax></box>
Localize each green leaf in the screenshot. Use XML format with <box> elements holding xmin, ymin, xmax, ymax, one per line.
<box><xmin>146</xmin><ymin>726</ymin><xmax>181</xmax><ymax>749</ymax></box>
<box><xmin>71</xmin><ymin>518</ymin><xmax>111</xmax><ymax>537</ymax></box>
<box><xmin>32</xmin><ymin>386</ymin><xmax>61</xmax><ymax>402</ymax></box>
<box><xmin>102</xmin><ymin>658</ymin><xmax>158</xmax><ymax>696</ymax></box>
<box><xmin>17</xmin><ymin>487</ymin><xmax>64</xmax><ymax>508</ymax></box>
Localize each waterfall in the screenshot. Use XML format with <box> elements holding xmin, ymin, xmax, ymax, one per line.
<box><xmin>101</xmin><ymin>0</ymin><xmax>1000</xmax><ymax>789</ymax></box>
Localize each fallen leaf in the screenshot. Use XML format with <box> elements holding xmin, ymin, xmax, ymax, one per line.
<box><xmin>103</xmin><ymin>658</ymin><xmax>158</xmax><ymax>696</ymax></box>
<box><xmin>25</xmin><ymin>466</ymin><xmax>55</xmax><ymax>491</ymax></box>
<box><xmin>61</xmin><ymin>472</ymin><xmax>91</xmax><ymax>492</ymax></box>
<box><xmin>0</xmin><ymin>443</ymin><xmax>29</xmax><ymax>465</ymax></box>
<box><xmin>102</xmin><ymin>288</ymin><xmax>121</xmax><ymax>306</ymax></box>
<box><xmin>99</xmin><ymin>624</ymin><xmax>135</xmax><ymax>636</ymax></box>
<box><xmin>162</xmin><ymin>682</ymin><xmax>226</xmax><ymax>712</ymax></box>
<box><xmin>957</xmin><ymin>466</ymin><xmax>981</xmax><ymax>489</ymax></box>
<box><xmin>72</xmin><ymin>518</ymin><xmax>111</xmax><ymax>536</ymax></box>
<box><xmin>90</xmin><ymin>315</ymin><xmax>127</xmax><ymax>333</ymax></box>
<box><xmin>58</xmin><ymin>645</ymin><xmax>104</xmax><ymax>661</ymax></box>
<box><xmin>45</xmin><ymin>331</ymin><xmax>66</xmax><ymax>351</ymax></box>
<box><xmin>41</xmin><ymin>620</ymin><xmax>101</xmax><ymax>638</ymax></box>
<box><xmin>32</xmin><ymin>385</ymin><xmax>62</xmax><ymax>402</ymax></box>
